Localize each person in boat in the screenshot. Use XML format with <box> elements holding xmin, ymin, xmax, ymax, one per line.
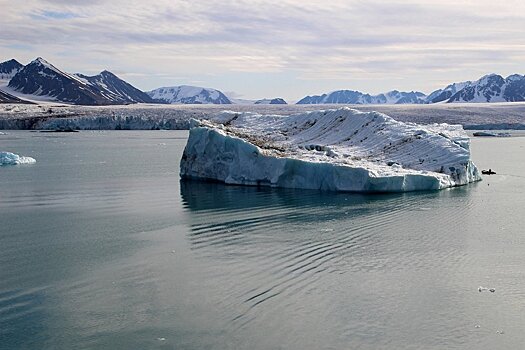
<box><xmin>482</xmin><ymin>168</ymin><xmax>496</xmax><ymax>175</ymax></box>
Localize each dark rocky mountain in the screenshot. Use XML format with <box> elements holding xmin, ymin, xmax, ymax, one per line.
<box><xmin>8</xmin><ymin>57</ymin><xmax>153</xmax><ymax>105</ymax></box>
<box><xmin>254</xmin><ymin>98</ymin><xmax>287</xmax><ymax>104</ymax></box>
<box><xmin>76</xmin><ymin>70</ymin><xmax>154</xmax><ymax>104</ymax></box>
<box><xmin>0</xmin><ymin>59</ymin><xmax>23</xmax><ymax>81</ymax></box>
<box><xmin>9</xmin><ymin>57</ymin><xmax>116</xmax><ymax>105</ymax></box>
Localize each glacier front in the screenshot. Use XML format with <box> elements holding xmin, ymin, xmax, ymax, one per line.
<box><xmin>180</xmin><ymin>108</ymin><xmax>481</xmax><ymax>193</ymax></box>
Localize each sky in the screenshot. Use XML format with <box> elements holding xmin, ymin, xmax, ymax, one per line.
<box><xmin>2</xmin><ymin>0</ymin><xmax>525</xmax><ymax>102</ymax></box>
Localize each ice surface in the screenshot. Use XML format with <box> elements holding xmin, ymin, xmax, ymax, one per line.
<box><xmin>0</xmin><ymin>152</ymin><xmax>36</xmax><ymax>165</ymax></box>
<box><xmin>1</xmin><ymin>103</ymin><xmax>524</xmax><ymax>131</ymax></box>
<box><xmin>180</xmin><ymin>108</ymin><xmax>481</xmax><ymax>193</ymax></box>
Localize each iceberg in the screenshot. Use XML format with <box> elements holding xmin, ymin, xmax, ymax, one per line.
<box><xmin>180</xmin><ymin>108</ymin><xmax>481</xmax><ymax>193</ymax></box>
<box><xmin>0</xmin><ymin>152</ymin><xmax>36</xmax><ymax>165</ymax></box>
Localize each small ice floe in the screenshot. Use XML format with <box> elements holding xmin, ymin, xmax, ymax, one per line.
<box><xmin>478</xmin><ymin>286</ymin><xmax>496</xmax><ymax>293</ymax></box>
<box><xmin>0</xmin><ymin>152</ymin><xmax>36</xmax><ymax>166</ymax></box>
<box><xmin>474</xmin><ymin>325</ymin><xmax>481</xmax><ymax>328</ymax></box>
<box><xmin>473</xmin><ymin>131</ymin><xmax>511</xmax><ymax>137</ymax></box>
<box><xmin>0</xmin><ymin>132</ymin><xmax>7</xmax><ymax>135</ymax></box>
<box><xmin>157</xmin><ymin>337</ymin><xmax>166</xmax><ymax>341</ymax></box>
<box><xmin>496</xmin><ymin>330</ymin><xmax>505</xmax><ymax>335</ymax></box>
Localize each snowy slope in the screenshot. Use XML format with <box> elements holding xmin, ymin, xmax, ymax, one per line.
<box><xmin>297</xmin><ymin>90</ymin><xmax>427</xmax><ymax>105</ymax></box>
<box><xmin>147</xmin><ymin>85</ymin><xmax>232</xmax><ymax>104</ymax></box>
<box><xmin>0</xmin><ymin>89</ymin><xmax>33</xmax><ymax>104</ymax></box>
<box><xmin>75</xmin><ymin>70</ymin><xmax>154</xmax><ymax>104</ymax></box>
<box><xmin>180</xmin><ymin>108</ymin><xmax>481</xmax><ymax>192</ymax></box>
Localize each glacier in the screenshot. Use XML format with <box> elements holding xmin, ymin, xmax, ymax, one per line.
<box><xmin>0</xmin><ymin>152</ymin><xmax>36</xmax><ymax>165</ymax></box>
<box><xmin>180</xmin><ymin>108</ymin><xmax>481</xmax><ymax>193</ymax></box>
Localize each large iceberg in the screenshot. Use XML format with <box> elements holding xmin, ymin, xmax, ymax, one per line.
<box><xmin>0</xmin><ymin>152</ymin><xmax>36</xmax><ymax>165</ymax></box>
<box><xmin>180</xmin><ymin>108</ymin><xmax>481</xmax><ymax>193</ymax></box>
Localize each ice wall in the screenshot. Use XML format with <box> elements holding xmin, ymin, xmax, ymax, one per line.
<box><xmin>180</xmin><ymin>108</ymin><xmax>481</xmax><ymax>192</ymax></box>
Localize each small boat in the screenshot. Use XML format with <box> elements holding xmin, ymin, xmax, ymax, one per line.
<box><xmin>481</xmin><ymin>169</ymin><xmax>496</xmax><ymax>175</ymax></box>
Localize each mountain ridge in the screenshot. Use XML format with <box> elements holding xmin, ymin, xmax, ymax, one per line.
<box><xmin>296</xmin><ymin>73</ymin><xmax>525</xmax><ymax>104</ymax></box>
<box><xmin>1</xmin><ymin>58</ymin><xmax>525</xmax><ymax>105</ymax></box>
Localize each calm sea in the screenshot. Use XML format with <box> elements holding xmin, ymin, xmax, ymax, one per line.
<box><xmin>1</xmin><ymin>131</ymin><xmax>524</xmax><ymax>349</ymax></box>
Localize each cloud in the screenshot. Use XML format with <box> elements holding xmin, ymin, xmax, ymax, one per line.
<box><xmin>2</xmin><ymin>0</ymin><xmax>525</xmax><ymax>99</ymax></box>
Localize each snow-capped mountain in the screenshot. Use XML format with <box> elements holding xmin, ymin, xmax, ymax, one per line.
<box><xmin>75</xmin><ymin>70</ymin><xmax>154</xmax><ymax>104</ymax></box>
<box><xmin>9</xmin><ymin>57</ymin><xmax>115</xmax><ymax>105</ymax></box>
<box><xmin>375</xmin><ymin>90</ymin><xmax>426</xmax><ymax>104</ymax></box>
<box><xmin>0</xmin><ymin>59</ymin><xmax>23</xmax><ymax>82</ymax></box>
<box><xmin>425</xmin><ymin>81</ymin><xmax>470</xmax><ymax>103</ymax></box>
<box><xmin>7</xmin><ymin>57</ymin><xmax>153</xmax><ymax>105</ymax></box>
<box><xmin>254</xmin><ymin>98</ymin><xmax>287</xmax><ymax>105</ymax></box>
<box><xmin>147</xmin><ymin>86</ymin><xmax>232</xmax><ymax>104</ymax></box>
<box><xmin>296</xmin><ymin>90</ymin><xmax>426</xmax><ymax>105</ymax></box>
<box><xmin>503</xmin><ymin>74</ymin><xmax>525</xmax><ymax>102</ymax></box>
<box><xmin>447</xmin><ymin>74</ymin><xmax>525</xmax><ymax>103</ymax></box>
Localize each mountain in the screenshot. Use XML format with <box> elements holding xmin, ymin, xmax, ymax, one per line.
<box><xmin>503</xmin><ymin>74</ymin><xmax>525</xmax><ymax>102</ymax></box>
<box><xmin>425</xmin><ymin>81</ymin><xmax>470</xmax><ymax>103</ymax></box>
<box><xmin>0</xmin><ymin>89</ymin><xmax>33</xmax><ymax>104</ymax></box>
<box><xmin>0</xmin><ymin>59</ymin><xmax>23</xmax><ymax>82</ymax></box>
<box><xmin>8</xmin><ymin>57</ymin><xmax>109</xmax><ymax>105</ymax></box>
<box><xmin>375</xmin><ymin>90</ymin><xmax>426</xmax><ymax>104</ymax></box>
<box><xmin>8</xmin><ymin>57</ymin><xmax>153</xmax><ymax>105</ymax></box>
<box><xmin>296</xmin><ymin>90</ymin><xmax>426</xmax><ymax>104</ymax></box>
<box><xmin>447</xmin><ymin>74</ymin><xmax>525</xmax><ymax>103</ymax></box>
<box><xmin>254</xmin><ymin>98</ymin><xmax>287</xmax><ymax>105</ymax></box>
<box><xmin>147</xmin><ymin>85</ymin><xmax>232</xmax><ymax>104</ymax></box>
<box><xmin>76</xmin><ymin>70</ymin><xmax>154</xmax><ymax>104</ymax></box>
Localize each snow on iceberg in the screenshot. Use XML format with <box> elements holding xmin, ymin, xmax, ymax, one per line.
<box><xmin>180</xmin><ymin>108</ymin><xmax>481</xmax><ymax>193</ymax></box>
<box><xmin>0</xmin><ymin>152</ymin><xmax>36</xmax><ymax>165</ymax></box>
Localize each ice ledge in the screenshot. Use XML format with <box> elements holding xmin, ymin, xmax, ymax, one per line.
<box><xmin>180</xmin><ymin>108</ymin><xmax>481</xmax><ymax>193</ymax></box>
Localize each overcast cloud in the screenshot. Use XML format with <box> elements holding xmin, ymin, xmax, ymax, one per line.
<box><xmin>2</xmin><ymin>0</ymin><xmax>525</xmax><ymax>100</ymax></box>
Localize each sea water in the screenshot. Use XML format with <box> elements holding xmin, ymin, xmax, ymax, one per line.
<box><xmin>1</xmin><ymin>131</ymin><xmax>524</xmax><ymax>349</ymax></box>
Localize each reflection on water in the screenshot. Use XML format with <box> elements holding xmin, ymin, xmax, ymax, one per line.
<box><xmin>179</xmin><ymin>181</ymin><xmax>489</xmax><ymax>348</ymax></box>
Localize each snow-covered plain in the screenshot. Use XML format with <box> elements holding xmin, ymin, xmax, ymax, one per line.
<box><xmin>180</xmin><ymin>108</ymin><xmax>481</xmax><ymax>193</ymax></box>
<box><xmin>0</xmin><ymin>152</ymin><xmax>36</xmax><ymax>165</ymax></box>
<box><xmin>1</xmin><ymin>102</ymin><xmax>525</xmax><ymax>130</ymax></box>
